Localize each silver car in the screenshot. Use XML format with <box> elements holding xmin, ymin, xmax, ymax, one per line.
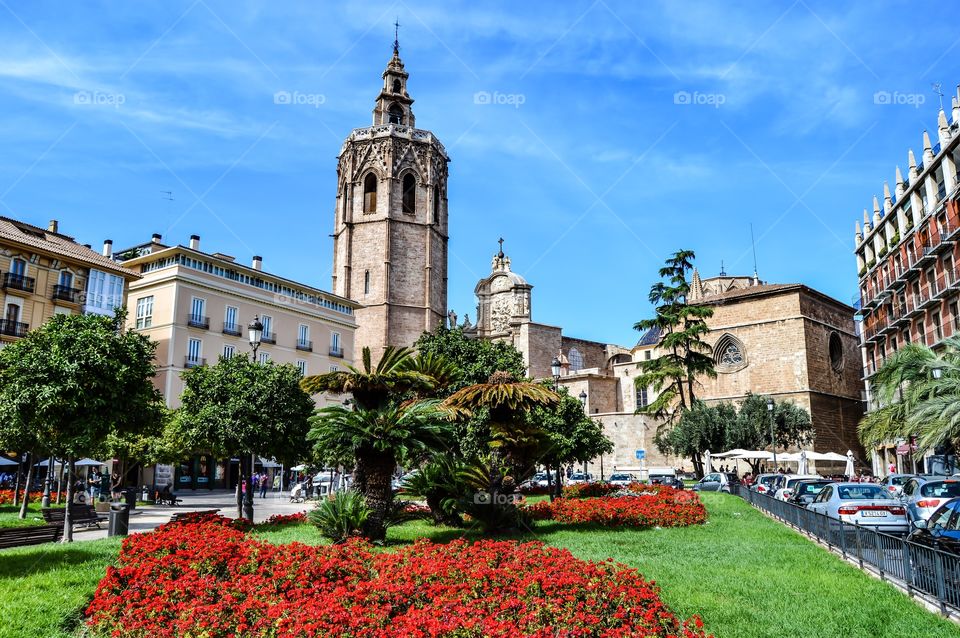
<box><xmin>608</xmin><ymin>472</ymin><xmax>637</xmax><ymax>487</ymax></box>
<box><xmin>807</xmin><ymin>482</ymin><xmax>909</xmax><ymax>534</ymax></box>
<box><xmin>752</xmin><ymin>473</ymin><xmax>780</xmax><ymax>495</ymax></box>
<box><xmin>879</xmin><ymin>473</ymin><xmax>916</xmax><ymax>497</ymax></box>
<box><xmin>899</xmin><ymin>476</ymin><xmax>960</xmax><ymax>522</ymax></box>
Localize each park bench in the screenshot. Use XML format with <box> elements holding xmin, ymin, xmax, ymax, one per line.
<box><xmin>0</xmin><ymin>524</ymin><xmax>63</xmax><ymax>550</ymax></box>
<box><xmin>41</xmin><ymin>504</ymin><xmax>108</xmax><ymax>529</ymax></box>
<box><xmin>169</xmin><ymin>509</ymin><xmax>219</xmax><ymax>523</ymax></box>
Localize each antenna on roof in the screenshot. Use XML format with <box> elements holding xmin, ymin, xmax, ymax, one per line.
<box><xmin>933</xmin><ymin>83</ymin><xmax>945</xmax><ymax>111</ymax></box>
<box><xmin>750</xmin><ymin>223</ymin><xmax>759</xmax><ymax>284</ymax></box>
<box><xmin>719</xmin><ymin>259</ymin><xmax>726</xmax><ymax>276</ymax></box>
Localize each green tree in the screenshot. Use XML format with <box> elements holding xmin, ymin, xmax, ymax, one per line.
<box><xmin>655</xmin><ymin>400</ymin><xmax>734</xmax><ymax>477</ymax></box>
<box><xmin>307</xmin><ymin>400</ymin><xmax>452</xmax><ymax>541</ymax></box>
<box><xmin>414</xmin><ymin>326</ymin><xmax>526</xmax><ymax>392</ymax></box>
<box><xmin>0</xmin><ymin>311</ymin><xmax>164</xmax><ymax>539</ymax></box>
<box><xmin>634</xmin><ymin>250</ymin><xmax>716</xmax><ymax>473</ymax></box>
<box><xmin>726</xmin><ymin>393</ymin><xmax>814</xmax><ymax>472</ymax></box>
<box><xmin>174</xmin><ymin>354</ymin><xmax>314</xmax><ymax>520</ymax></box>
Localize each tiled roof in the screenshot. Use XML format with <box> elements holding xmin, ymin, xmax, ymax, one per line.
<box><xmin>692</xmin><ymin>283</ymin><xmax>800</xmax><ymax>303</ymax></box>
<box><xmin>635</xmin><ymin>325</ymin><xmax>662</xmax><ymax>347</ymax></box>
<box><xmin>0</xmin><ymin>217</ymin><xmax>139</xmax><ymax>279</ymax></box>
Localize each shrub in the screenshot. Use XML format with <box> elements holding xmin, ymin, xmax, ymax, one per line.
<box><xmin>0</xmin><ymin>490</ymin><xmax>44</xmax><ymax>505</ymax></box>
<box><xmin>86</xmin><ymin>517</ymin><xmax>711</xmax><ymax>637</ymax></box>
<box><xmin>308</xmin><ymin>490</ymin><xmax>369</xmax><ymax>543</ymax></box>
<box><xmin>878</xmin><ymin>245</ymin><xmax>889</xmax><ymax>258</ymax></box>
<box><xmin>526</xmin><ymin>486</ymin><xmax>707</xmax><ymax>528</ymax></box>
<box><xmin>890</xmin><ymin>231</ymin><xmax>901</xmax><ymax>245</ymax></box>
<box><xmin>261</xmin><ymin>512</ymin><xmax>307</xmax><ymax>526</ymax></box>
<box><xmin>561</xmin><ymin>482</ymin><xmax>620</xmax><ymax>498</ymax></box>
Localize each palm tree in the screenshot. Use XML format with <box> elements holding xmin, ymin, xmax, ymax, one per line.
<box><xmin>300</xmin><ymin>346</ymin><xmax>433</xmax><ymax>410</ymax></box>
<box><xmin>307</xmin><ymin>399</ymin><xmax>451</xmax><ymax>541</ymax></box>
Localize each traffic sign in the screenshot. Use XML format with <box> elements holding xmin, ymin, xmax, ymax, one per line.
<box><xmin>635</xmin><ymin>449</ymin><xmax>646</xmax><ymax>460</ymax></box>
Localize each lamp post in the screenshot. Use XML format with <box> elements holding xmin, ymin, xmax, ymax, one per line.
<box><xmin>578</xmin><ymin>391</ymin><xmax>588</xmax><ymax>474</ymax></box>
<box><xmin>238</xmin><ymin>316</ymin><xmax>264</xmax><ymax>521</ymax></box>
<box><xmin>551</xmin><ymin>356</ymin><xmax>561</xmax><ymax>391</ymax></box>
<box><xmin>766</xmin><ymin>397</ymin><xmax>777</xmax><ymax>472</ymax></box>
<box><xmin>41</xmin><ymin>456</ymin><xmax>53</xmax><ymax>508</ymax></box>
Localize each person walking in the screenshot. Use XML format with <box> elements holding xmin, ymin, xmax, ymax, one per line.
<box><xmin>259</xmin><ymin>473</ymin><xmax>270</xmax><ymax>498</ymax></box>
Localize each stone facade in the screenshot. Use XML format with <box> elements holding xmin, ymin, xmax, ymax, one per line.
<box><xmin>332</xmin><ymin>46</ymin><xmax>449</xmax><ymax>359</ymax></box>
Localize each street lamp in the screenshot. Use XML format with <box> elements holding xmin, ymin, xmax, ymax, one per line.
<box><xmin>41</xmin><ymin>456</ymin><xmax>53</xmax><ymax>508</ymax></box>
<box><xmin>932</xmin><ymin>366</ymin><xmax>944</xmax><ymax>379</ymax></box>
<box><xmin>551</xmin><ymin>356</ymin><xmax>561</xmax><ymax>390</ymax></box>
<box><xmin>766</xmin><ymin>397</ymin><xmax>777</xmax><ymax>472</ymax></box>
<box><xmin>578</xmin><ymin>390</ymin><xmax>589</xmax><ymax>475</ymax></box>
<box><xmin>248</xmin><ymin>315</ymin><xmax>264</xmax><ymax>358</ymax></box>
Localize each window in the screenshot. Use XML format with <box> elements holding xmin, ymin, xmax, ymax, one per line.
<box><xmin>636</xmin><ymin>386</ymin><xmax>648</xmax><ymax>408</ymax></box>
<box><xmin>644</xmin><ymin>350</ymin><xmax>651</xmax><ymax>360</ymax></box>
<box><xmin>934</xmin><ymin>311</ymin><xmax>943</xmax><ymax>341</ymax></box>
<box><xmin>903</xmin><ymin>328</ymin><xmax>912</xmax><ymax>344</ymax></box>
<box><xmin>364</xmin><ymin>270</ymin><xmax>370</xmax><ymax>296</ymax></box>
<box><xmin>331</xmin><ymin>331</ymin><xmax>342</xmax><ymax>355</ymax></box>
<box><xmin>946</xmin><ymin>256</ymin><xmax>956</xmax><ymax>284</ymax></box>
<box><xmin>5</xmin><ymin>303</ymin><xmax>19</xmax><ymax>323</ymax></box>
<box><xmin>568</xmin><ymin>348</ymin><xmax>583</xmax><ymax>372</ymax></box>
<box><xmin>190</xmin><ymin>297</ymin><xmax>206</xmax><ymax>325</ymax></box>
<box><xmin>714</xmin><ymin>334</ymin><xmax>747</xmax><ymax>371</ymax></box>
<box><xmin>259</xmin><ymin>352</ymin><xmax>270</xmax><ymax>364</ymax></box>
<box><xmin>135</xmin><ymin>296</ymin><xmax>154</xmax><ymax>329</ymax></box>
<box><xmin>84</xmin><ymin>269</ymin><xmax>125</xmax><ymax>316</ymax></box>
<box><xmin>926</xmin><ymin>268</ymin><xmax>938</xmax><ymax>296</ymax></box>
<box><xmin>388</xmin><ymin>103</ymin><xmax>403</xmax><ymax>125</ymax></box>
<box><xmin>9</xmin><ymin>258</ymin><xmax>25</xmax><ymax>276</ymax></box>
<box><xmin>402</xmin><ymin>174</ymin><xmax>416</xmax><ymax>214</ymax></box>
<box><xmin>298</xmin><ymin>324</ymin><xmax>310</xmax><ymax>347</ymax></box>
<box><xmin>223</xmin><ymin>345</ymin><xmax>235</xmax><ymax>359</ymax></box>
<box><xmin>829</xmin><ymin>332</ymin><xmax>844</xmax><ymax>373</ymax></box>
<box><xmin>187</xmin><ymin>338</ymin><xmax>202</xmax><ymax>363</ymax></box>
<box><xmin>392</xmin><ymin>79</ymin><xmax>402</xmax><ymax>93</ymax></box>
<box><xmin>890</xmin><ymin>335</ymin><xmax>898</xmax><ymax>352</ymax></box>
<box><xmin>58</xmin><ymin>270</ymin><xmax>73</xmax><ymax>288</ymax></box>
<box><xmin>432</xmin><ymin>186</ymin><xmax>440</xmax><ymax>224</ymax></box>
<box><xmin>261</xmin><ymin>315</ymin><xmax>273</xmax><ymax>338</ymax></box>
<box><xmin>363</xmin><ymin>173</ymin><xmax>378</xmax><ymax>213</ymax></box>
<box><xmin>225</xmin><ymin>306</ymin><xmax>238</xmax><ymax>331</ymax></box>
<box><xmin>296</xmin><ymin>360</ymin><xmax>307</xmax><ymax>377</ymax></box>
<box><xmin>952</xmin><ymin>301</ymin><xmax>960</xmax><ymax>333</ymax></box>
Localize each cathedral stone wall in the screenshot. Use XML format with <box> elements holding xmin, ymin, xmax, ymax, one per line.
<box><xmin>560</xmin><ymin>336</ymin><xmax>609</xmax><ymax>372</ymax></box>
<box><xmin>515</xmin><ymin>322</ymin><xmax>561</xmax><ymax>379</ymax></box>
<box><xmin>584</xmin><ymin>414</ymin><xmax>687</xmax><ymax>477</ymax></box>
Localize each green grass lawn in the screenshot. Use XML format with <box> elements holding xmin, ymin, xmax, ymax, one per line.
<box><xmin>5</xmin><ymin>494</ymin><xmax>960</xmax><ymax>638</ymax></box>
<box><xmin>0</xmin><ymin>502</ymin><xmax>57</xmax><ymax>528</ymax></box>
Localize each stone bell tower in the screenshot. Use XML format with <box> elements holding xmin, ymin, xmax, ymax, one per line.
<box><xmin>331</xmin><ymin>35</ymin><xmax>450</xmax><ymax>359</ymax></box>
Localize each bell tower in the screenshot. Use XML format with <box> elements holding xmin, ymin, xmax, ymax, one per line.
<box><xmin>331</xmin><ymin>35</ymin><xmax>449</xmax><ymax>359</ymax></box>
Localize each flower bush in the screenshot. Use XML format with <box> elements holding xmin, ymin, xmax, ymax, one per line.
<box><xmin>0</xmin><ymin>489</ymin><xmax>44</xmax><ymax>505</ymax></box>
<box><xmin>526</xmin><ymin>486</ymin><xmax>707</xmax><ymax>528</ymax></box>
<box><xmin>561</xmin><ymin>482</ymin><xmax>621</xmax><ymax>498</ymax></box>
<box><xmin>86</xmin><ymin>516</ymin><xmax>711</xmax><ymax>637</ymax></box>
<box><xmin>262</xmin><ymin>512</ymin><xmax>307</xmax><ymax>526</ymax></box>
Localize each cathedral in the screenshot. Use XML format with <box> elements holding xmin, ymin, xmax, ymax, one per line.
<box><xmin>331</xmin><ymin>39</ymin><xmax>449</xmax><ymax>360</ymax></box>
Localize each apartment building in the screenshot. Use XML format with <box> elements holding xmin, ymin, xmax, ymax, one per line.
<box><xmin>855</xmin><ymin>90</ymin><xmax>960</xmax><ymax>474</ymax></box>
<box><xmin>117</xmin><ymin>233</ymin><xmax>359</xmax><ymax>490</ymax></box>
<box><xmin>0</xmin><ymin>216</ymin><xmax>138</xmax><ymax>343</ymax></box>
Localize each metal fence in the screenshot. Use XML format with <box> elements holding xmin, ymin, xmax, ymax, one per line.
<box><xmin>735</xmin><ymin>486</ymin><xmax>960</xmax><ymax>616</ymax></box>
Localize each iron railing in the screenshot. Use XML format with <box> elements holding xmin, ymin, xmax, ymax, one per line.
<box><xmin>735</xmin><ymin>486</ymin><xmax>960</xmax><ymax>616</ymax></box>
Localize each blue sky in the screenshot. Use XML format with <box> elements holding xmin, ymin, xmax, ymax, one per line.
<box><xmin>0</xmin><ymin>1</ymin><xmax>957</xmax><ymax>346</ymax></box>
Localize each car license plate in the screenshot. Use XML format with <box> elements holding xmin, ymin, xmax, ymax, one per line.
<box><xmin>861</xmin><ymin>511</ymin><xmax>886</xmax><ymax>517</ymax></box>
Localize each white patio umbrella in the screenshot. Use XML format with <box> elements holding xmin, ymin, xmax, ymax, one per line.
<box><xmin>290</xmin><ymin>464</ymin><xmax>307</xmax><ymax>472</ymax></box>
<box><xmin>74</xmin><ymin>458</ymin><xmax>105</xmax><ymax>467</ymax></box>
<box><xmin>844</xmin><ymin>450</ymin><xmax>855</xmax><ymax>478</ymax></box>
<box><xmin>704</xmin><ymin>450</ymin><xmax>713</xmax><ymax>473</ymax></box>
<box><xmin>798</xmin><ymin>450</ymin><xmax>809</xmax><ymax>475</ymax></box>
<box><xmin>0</xmin><ymin>456</ymin><xmax>19</xmax><ymax>466</ymax></box>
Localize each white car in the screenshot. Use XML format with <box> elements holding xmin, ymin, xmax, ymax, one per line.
<box><xmin>807</xmin><ymin>482</ymin><xmax>909</xmax><ymax>534</ymax></box>
<box><xmin>773</xmin><ymin>474</ymin><xmax>822</xmax><ymax>501</ymax></box>
<box><xmin>608</xmin><ymin>472</ymin><xmax>637</xmax><ymax>487</ymax></box>
<box><xmin>566</xmin><ymin>472</ymin><xmax>593</xmax><ymax>485</ymax></box>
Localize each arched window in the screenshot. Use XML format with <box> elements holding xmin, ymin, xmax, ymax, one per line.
<box><xmin>829</xmin><ymin>332</ymin><xmax>844</xmax><ymax>373</ymax></box>
<box><xmin>402</xmin><ymin>174</ymin><xmax>416</xmax><ymax>215</ymax></box>
<box><xmin>341</xmin><ymin>185</ymin><xmax>348</xmax><ymax>222</ymax></box>
<box><xmin>388</xmin><ymin>104</ymin><xmax>404</xmax><ymax>125</ymax></box>
<box><xmin>432</xmin><ymin>186</ymin><xmax>441</xmax><ymax>224</ymax></box>
<box><xmin>5</xmin><ymin>303</ymin><xmax>19</xmax><ymax>323</ymax></box>
<box><xmin>363</xmin><ymin>174</ymin><xmax>378</xmax><ymax>213</ymax></box>
<box><xmin>568</xmin><ymin>348</ymin><xmax>584</xmax><ymax>372</ymax></box>
<box><xmin>714</xmin><ymin>334</ymin><xmax>747</xmax><ymax>371</ymax></box>
<box><xmin>392</xmin><ymin>79</ymin><xmax>402</xmax><ymax>94</ymax></box>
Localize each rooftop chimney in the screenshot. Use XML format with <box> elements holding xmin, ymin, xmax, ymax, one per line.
<box><xmin>102</xmin><ymin>239</ymin><xmax>113</xmax><ymax>258</ymax></box>
<box><xmin>189</xmin><ymin>234</ymin><xmax>200</xmax><ymax>250</ymax></box>
<box><xmin>252</xmin><ymin>255</ymin><xmax>263</xmax><ymax>271</ymax></box>
<box><xmin>48</xmin><ymin>219</ymin><xmax>58</xmax><ymax>233</ymax></box>
<box><xmin>151</xmin><ymin>233</ymin><xmax>162</xmax><ymax>243</ymax></box>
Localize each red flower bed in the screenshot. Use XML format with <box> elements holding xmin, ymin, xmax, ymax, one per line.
<box><xmin>262</xmin><ymin>512</ymin><xmax>307</xmax><ymax>526</ymax></box>
<box><xmin>0</xmin><ymin>489</ymin><xmax>44</xmax><ymax>505</ymax></box>
<box><xmin>526</xmin><ymin>487</ymin><xmax>707</xmax><ymax>528</ymax></box>
<box><xmin>86</xmin><ymin>516</ymin><xmax>710</xmax><ymax>637</ymax></box>
<box><xmin>561</xmin><ymin>482</ymin><xmax>621</xmax><ymax>498</ymax></box>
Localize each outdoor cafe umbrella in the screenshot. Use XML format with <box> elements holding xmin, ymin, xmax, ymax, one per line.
<box><xmin>844</xmin><ymin>450</ymin><xmax>855</xmax><ymax>478</ymax></box>
<box><xmin>0</xmin><ymin>456</ymin><xmax>18</xmax><ymax>466</ymax></box>
<box><xmin>704</xmin><ymin>450</ymin><xmax>713</xmax><ymax>473</ymax></box>
<box><xmin>798</xmin><ymin>450</ymin><xmax>809</xmax><ymax>475</ymax></box>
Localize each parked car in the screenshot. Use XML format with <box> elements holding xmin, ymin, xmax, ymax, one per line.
<box><xmin>786</xmin><ymin>479</ymin><xmax>834</xmax><ymax>506</ymax></box>
<box><xmin>773</xmin><ymin>474</ymin><xmax>823</xmax><ymax>501</ymax></box>
<box><xmin>752</xmin><ymin>473</ymin><xmax>780</xmax><ymax>494</ymax></box>
<box><xmin>880</xmin><ymin>473</ymin><xmax>916</xmax><ymax>496</ymax></box>
<box><xmin>608</xmin><ymin>472</ymin><xmax>637</xmax><ymax>487</ymax></box>
<box><xmin>692</xmin><ymin>472</ymin><xmax>740</xmax><ymax>493</ymax></box>
<box><xmin>647</xmin><ymin>467</ymin><xmax>683</xmax><ymax>489</ymax></box>
<box><xmin>519</xmin><ymin>472</ymin><xmax>553</xmax><ymax>490</ymax></box>
<box><xmin>907</xmin><ymin>497</ymin><xmax>960</xmax><ymax>554</ymax></box>
<box><xmin>899</xmin><ymin>476</ymin><xmax>960</xmax><ymax>522</ymax></box>
<box><xmin>566</xmin><ymin>472</ymin><xmax>593</xmax><ymax>485</ymax></box>
<box><xmin>807</xmin><ymin>482</ymin><xmax>909</xmax><ymax>534</ymax></box>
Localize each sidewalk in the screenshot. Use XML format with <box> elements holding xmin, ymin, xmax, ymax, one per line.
<box><xmin>74</xmin><ymin>489</ymin><xmax>310</xmax><ymax>541</ymax></box>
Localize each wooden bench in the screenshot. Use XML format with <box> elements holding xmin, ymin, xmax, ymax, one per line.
<box><xmin>41</xmin><ymin>505</ymin><xmax>108</xmax><ymax>529</ymax></box>
<box><xmin>0</xmin><ymin>524</ymin><xmax>63</xmax><ymax>550</ymax></box>
<box><xmin>169</xmin><ymin>509</ymin><xmax>219</xmax><ymax>523</ymax></box>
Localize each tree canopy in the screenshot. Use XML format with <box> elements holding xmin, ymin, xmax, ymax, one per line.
<box><xmin>414</xmin><ymin>326</ymin><xmax>526</xmax><ymax>392</ymax></box>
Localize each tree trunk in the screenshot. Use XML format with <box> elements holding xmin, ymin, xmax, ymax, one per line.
<box><xmin>18</xmin><ymin>450</ymin><xmax>34</xmax><ymax>519</ymax></box>
<box><xmin>356</xmin><ymin>449</ymin><xmax>395</xmax><ymax>542</ymax></box>
<box><xmin>12</xmin><ymin>455</ymin><xmax>22</xmax><ymax>508</ymax></box>
<box><xmin>56</xmin><ymin>461</ymin><xmax>65</xmax><ymax>504</ymax></box>
<box><xmin>691</xmin><ymin>455</ymin><xmax>703</xmax><ymax>478</ymax></box>
<box><xmin>555</xmin><ymin>467</ymin><xmax>563</xmax><ymax>499</ymax></box>
<box><xmin>63</xmin><ymin>458</ymin><xmax>76</xmax><ymax>543</ymax></box>
<box><xmin>235</xmin><ymin>457</ymin><xmax>243</xmax><ymax>519</ymax></box>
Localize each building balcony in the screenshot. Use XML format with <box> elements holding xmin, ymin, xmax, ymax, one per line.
<box><xmin>261</xmin><ymin>332</ymin><xmax>276</xmax><ymax>345</ymax></box>
<box><xmin>2</xmin><ymin>273</ymin><xmax>35</xmax><ymax>294</ymax></box>
<box><xmin>915</xmin><ymin>244</ymin><xmax>937</xmax><ymax>267</ymax></box>
<box><xmin>0</xmin><ymin>319</ymin><xmax>29</xmax><ymax>338</ymax></box>
<box><xmin>296</xmin><ymin>340</ymin><xmax>313</xmax><ymax>352</ymax></box>
<box><xmin>51</xmin><ymin>284</ymin><xmax>81</xmax><ymax>304</ymax></box>
<box><xmin>329</xmin><ymin>346</ymin><xmax>344</xmax><ymax>358</ymax></box>
<box><xmin>184</xmin><ymin>356</ymin><xmax>206</xmax><ymax>368</ymax></box>
<box><xmin>187</xmin><ymin>314</ymin><xmax>209</xmax><ymax>330</ymax></box>
<box><xmin>222</xmin><ymin>322</ymin><xmax>242</xmax><ymax>337</ymax></box>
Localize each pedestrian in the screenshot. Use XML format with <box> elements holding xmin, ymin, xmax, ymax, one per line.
<box><xmin>100</xmin><ymin>472</ymin><xmax>111</xmax><ymax>501</ymax></box>
<box><xmin>259</xmin><ymin>473</ymin><xmax>270</xmax><ymax>498</ymax></box>
<box><xmin>887</xmin><ymin>461</ymin><xmax>896</xmax><ymax>475</ymax></box>
<box><xmin>110</xmin><ymin>472</ymin><xmax>122</xmax><ymax>499</ymax></box>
